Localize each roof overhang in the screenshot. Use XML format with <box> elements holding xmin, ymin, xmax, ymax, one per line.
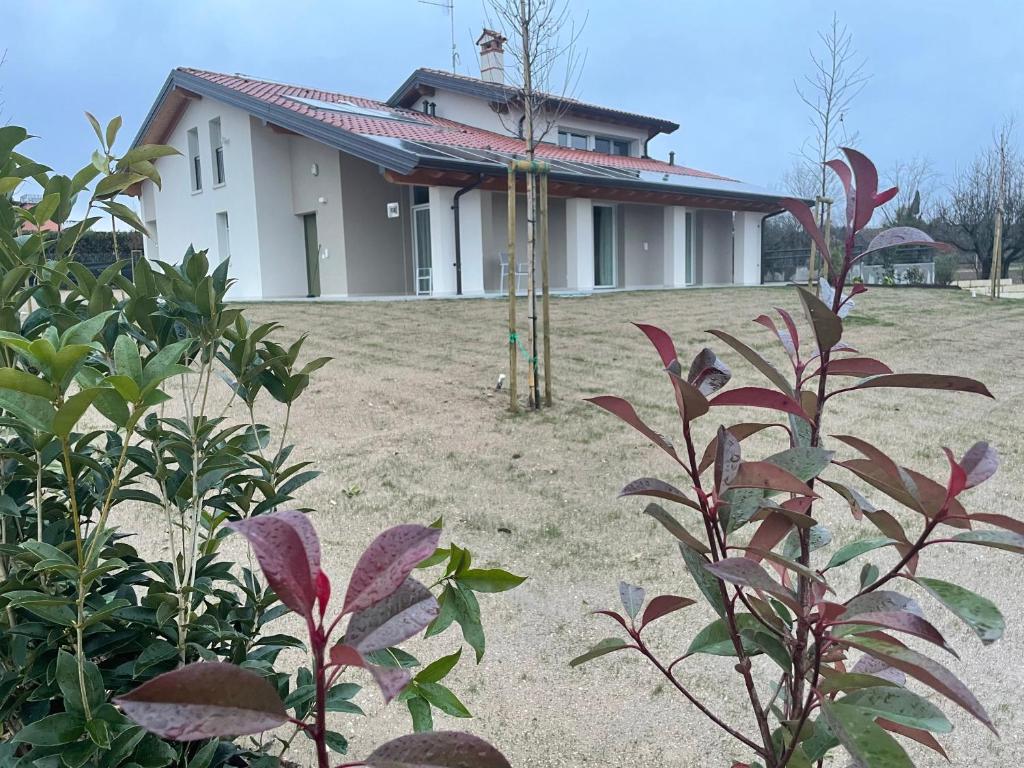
<box><xmin>385</xmin><ymin>160</ymin><xmax>785</xmax><ymax>214</ymax></box>
<box><xmin>387</xmin><ymin>69</ymin><xmax>679</xmax><ymax>138</ymax></box>
<box><xmin>131</xmin><ymin>69</ymin><xmax>423</xmax><ymax>176</ymax></box>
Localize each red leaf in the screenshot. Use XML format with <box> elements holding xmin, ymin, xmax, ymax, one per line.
<box><xmin>714</xmin><ymin>425</ymin><xmax>742</xmax><ymax>493</ymax></box>
<box><xmin>959</xmin><ymin>441</ymin><xmax>999</xmax><ymax>489</ymax></box>
<box><xmin>744</xmin><ymin>512</ymin><xmax>795</xmax><ymax>563</ymax></box>
<box><xmin>845</xmin><ymin>637</ymin><xmax>995</xmax><ymax>733</ymax></box>
<box><xmin>115</xmin><ymin>662</ymin><xmax>287</xmax><ymax>741</ymax></box>
<box><xmin>316</xmin><ymin>571</ymin><xmax>332</xmax><ymax>617</ymax></box>
<box><xmin>773</xmin><ymin>307</ymin><xmax>801</xmax><ymax>357</ymax></box>
<box><xmin>834</xmin><ymin>610</ymin><xmax>958</xmax><ymax>656</ymax></box>
<box><xmin>619</xmin><ymin>477</ymin><xmax>701</xmax><ymax>512</ymax></box>
<box><xmin>826</xmin><ymin>158</ymin><xmax>856</xmax><ymax>228</ymax></box>
<box><xmin>344</xmin><ymin>577</ymin><xmax>438</xmax><ymax>654</ymax></box>
<box><xmin>698</xmin><ymin>422</ymin><xmax>778</xmax><ymax>473</ymax></box>
<box><xmin>859</xmin><ymin>226</ymin><xmax>955</xmax><ymax>260</ymax></box>
<box><xmin>343</xmin><ymin>525</ymin><xmax>441</xmax><ymax>614</ymax></box>
<box><xmin>730</xmin><ymin>461</ymin><xmax>818</xmax><ymax>497</ymax></box>
<box><xmin>709</xmin><ymin>386</ymin><xmax>812</xmax><ymax>422</ymax></box>
<box><xmin>782</xmin><ymin>198</ymin><xmax>832</xmax><ymax>272</ymax></box>
<box><xmin>703</xmin><ymin>557</ymin><xmax>799</xmax><ymax>610</ymax></box>
<box><xmin>330</xmin><ymin>643</ymin><xmax>411</xmax><ymax>703</ymax></box>
<box><xmin>874</xmin><ymin>186</ymin><xmax>899</xmax><ymax>208</ymax></box>
<box><xmin>754</xmin><ymin>313</ymin><xmax>797</xmax><ymax>358</ymax></box>
<box><xmin>966</xmin><ymin>513</ymin><xmax>1024</xmax><ymax>535</ymax></box>
<box><xmin>640</xmin><ymin>595</ymin><xmax>697</xmax><ymax>629</ymax></box>
<box><xmin>942</xmin><ymin>447</ymin><xmax>969</xmax><ymax>498</ymax></box>
<box><xmin>833</xmin><ymin>435</ymin><xmax>904</xmax><ymax>487</ymax></box>
<box><xmin>366</xmin><ymin>732</ymin><xmax>512</xmax><ymax>768</ymax></box>
<box><xmin>822</xmin><ymin>357</ymin><xmax>893</xmax><ymax>377</ymax></box>
<box><xmin>634</xmin><ymin>322</ymin><xmax>678</xmax><ymax>367</ymax></box>
<box><xmin>876</xmin><ymin>718</ymin><xmax>949</xmax><ymax>760</ymax></box>
<box><xmin>593</xmin><ymin>609</ymin><xmax>629</xmax><ymax>630</ymax></box>
<box><xmin>687</xmin><ymin>347</ymin><xmax>732</xmax><ymax>395</ymax></box>
<box><xmin>843</xmin><ymin>147</ymin><xmax>879</xmax><ymax>232</ymax></box>
<box><xmin>227</xmin><ymin>513</ymin><xmax>318</xmax><ymax>618</ymax></box>
<box><xmin>587</xmin><ymin>396</ymin><xmax>680</xmax><ymax>460</ymax></box>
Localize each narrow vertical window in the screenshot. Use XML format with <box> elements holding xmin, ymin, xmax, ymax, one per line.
<box><xmin>187</xmin><ymin>128</ymin><xmax>202</xmax><ymax>192</ymax></box>
<box><xmin>209</xmin><ymin>118</ymin><xmax>225</xmax><ymax>185</ymax></box>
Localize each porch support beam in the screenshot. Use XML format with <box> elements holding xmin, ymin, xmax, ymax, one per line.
<box><xmin>565</xmin><ymin>198</ymin><xmax>594</xmax><ymax>292</ymax></box>
<box><xmin>456</xmin><ymin>189</ymin><xmax>489</xmax><ymax>296</ymax></box>
<box><xmin>663</xmin><ymin>205</ymin><xmax>688</xmax><ymax>288</ymax></box>
<box><xmin>733</xmin><ymin>211</ymin><xmax>763</xmax><ymax>286</ymax></box>
<box><xmin>428</xmin><ymin>186</ymin><xmax>458</xmax><ymax>295</ymax></box>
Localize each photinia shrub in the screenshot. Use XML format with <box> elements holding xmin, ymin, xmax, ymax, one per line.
<box><xmin>574</xmin><ymin>148</ymin><xmax>1018</xmax><ymax>767</ymax></box>
<box><xmin>116</xmin><ymin>511</ymin><xmax>512</xmax><ymax>768</ymax></box>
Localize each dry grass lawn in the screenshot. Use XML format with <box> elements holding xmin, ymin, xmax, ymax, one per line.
<box><xmin>155</xmin><ymin>287</ymin><xmax>1024</xmax><ymax>766</ymax></box>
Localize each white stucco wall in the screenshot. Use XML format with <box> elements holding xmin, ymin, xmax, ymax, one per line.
<box><xmin>700</xmin><ymin>209</ymin><xmax>735</xmax><ymax>285</ymax></box>
<box><xmin>139</xmin><ymin>96</ymin><xmax>263</xmax><ymax>299</ymax></box>
<box><xmin>621</xmin><ymin>204</ymin><xmax>664</xmax><ymax>288</ymax></box>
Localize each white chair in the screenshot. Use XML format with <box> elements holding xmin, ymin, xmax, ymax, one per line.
<box><xmin>498</xmin><ymin>252</ymin><xmax>528</xmax><ymax>294</ymax></box>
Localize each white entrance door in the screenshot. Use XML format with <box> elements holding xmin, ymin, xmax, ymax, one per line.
<box><xmin>412</xmin><ymin>205</ymin><xmax>432</xmax><ymax>295</ymax></box>
<box><xmin>593</xmin><ymin>204</ymin><xmax>616</xmax><ymax>288</ymax></box>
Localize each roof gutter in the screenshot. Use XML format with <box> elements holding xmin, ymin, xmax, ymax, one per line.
<box><xmin>452</xmin><ymin>174</ymin><xmax>484</xmax><ymax>295</ymax></box>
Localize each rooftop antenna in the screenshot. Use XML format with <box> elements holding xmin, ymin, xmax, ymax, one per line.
<box><xmin>418</xmin><ymin>0</ymin><xmax>459</xmax><ymax>72</ymax></box>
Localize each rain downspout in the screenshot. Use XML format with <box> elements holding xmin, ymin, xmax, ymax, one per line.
<box><xmin>452</xmin><ymin>174</ymin><xmax>484</xmax><ymax>295</ymax></box>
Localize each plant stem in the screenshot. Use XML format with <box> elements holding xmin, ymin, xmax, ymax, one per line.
<box><xmin>311</xmin><ymin>621</ymin><xmax>330</xmax><ymax>768</ymax></box>
<box><xmin>681</xmin><ymin>417</ymin><xmax>777</xmax><ymax>763</ymax></box>
<box><xmin>636</xmin><ymin>638</ymin><xmax>765</xmax><ymax>757</ymax></box>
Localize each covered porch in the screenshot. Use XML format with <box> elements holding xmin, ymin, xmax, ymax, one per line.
<box><xmin>332</xmin><ymin>165</ymin><xmax>773</xmax><ymax>299</ymax></box>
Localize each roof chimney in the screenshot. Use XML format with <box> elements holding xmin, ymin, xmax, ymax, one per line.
<box><xmin>477</xmin><ymin>28</ymin><xmax>507</xmax><ymax>84</ymax></box>
<box><xmin>668</xmin><ymin>151</ymin><xmax>676</xmax><ymax>166</ymax></box>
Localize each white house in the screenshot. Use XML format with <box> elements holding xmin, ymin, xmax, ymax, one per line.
<box><xmin>131</xmin><ymin>31</ymin><xmax>787</xmax><ymax>300</ymax></box>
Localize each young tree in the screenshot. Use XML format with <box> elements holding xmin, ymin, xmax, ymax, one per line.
<box><xmin>486</xmin><ymin>0</ymin><xmax>585</xmax><ymax>408</ymax></box>
<box><xmin>935</xmin><ymin>121</ymin><xmax>1023</xmax><ymax>279</ymax></box>
<box><xmin>882</xmin><ymin>156</ymin><xmax>937</xmax><ymax>226</ymax></box>
<box><xmin>795</xmin><ymin>13</ymin><xmax>869</xmax><ymax>224</ymax></box>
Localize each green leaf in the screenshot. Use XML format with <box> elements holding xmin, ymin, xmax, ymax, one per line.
<box><xmin>0</xmin><ymin>367</ymin><xmax>54</xmax><ymax>399</ymax></box>
<box><xmin>618</xmin><ymin>581</ymin><xmax>645</xmax><ymax>621</ymax></box>
<box><xmin>825</xmin><ymin>537</ymin><xmax>899</xmax><ymax>570</ymax></box>
<box><xmin>915</xmin><ymin>576</ymin><xmax>1004</xmax><ymax>645</ymax></box>
<box><xmin>119</xmin><ymin>145</ymin><xmax>181</xmax><ymax>165</ymax></box>
<box><xmin>142</xmin><ymin>339</ymin><xmax>193</xmax><ymax>386</ymax></box>
<box><xmin>60</xmin><ymin>310</ymin><xmax>116</xmax><ymax>347</ymax></box>
<box><xmin>569</xmin><ymin>637</ymin><xmax>629</xmax><ymax>668</ymax></box>
<box><xmin>407</xmin><ymin>695</ymin><xmax>433</xmax><ymax>732</ymax></box>
<box><xmin>85</xmin><ymin>718</ymin><xmax>111</xmax><ymax>749</ymax></box>
<box><xmin>186</xmin><ymin>739</ymin><xmax>219</xmax><ymax>768</ymax></box>
<box><xmin>0</xmin><ymin>389</ymin><xmax>56</xmax><ymax>432</ymax></box>
<box><xmin>680</xmin><ymin>544</ymin><xmax>726</xmax><ymax>618</ymax></box>
<box><xmin>840</xmin><ymin>686</ymin><xmax>952</xmax><ymax>733</ymax></box>
<box><xmin>325</xmin><ymin>684</ymin><xmax>363</xmax><ymax>715</ymax></box>
<box><xmin>686</xmin><ymin>614</ymin><xmax>762</xmax><ymax>657</ymax></box>
<box><xmin>325</xmin><ymin>730</ymin><xmax>349</xmax><ymax>754</ymax></box>
<box><xmin>53</xmin><ymin>388</ymin><xmax>104</xmax><ymax>438</ymax></box>
<box><xmin>797</xmin><ymin>285</ymin><xmax>843</xmax><ymax>353</ymax></box>
<box><xmin>821</xmin><ymin>701</ymin><xmax>913</xmax><ymax>768</ymax></box>
<box><xmin>950</xmin><ymin>530</ymin><xmax>1024</xmax><ymax>554</ymax></box>
<box><xmin>114</xmin><ymin>334</ymin><xmax>143</xmax><ymax>384</ymax></box>
<box><xmin>415</xmin><ymin>682</ymin><xmax>470</xmax><ymax>717</ymax></box>
<box><xmin>13</xmin><ymin>712</ymin><xmax>85</xmax><ymax>745</ymax></box>
<box><xmin>57</xmin><ymin>650</ymin><xmax>105</xmax><ymax>716</ymax></box>
<box><xmin>416</xmin><ymin>649</ymin><xmax>462</xmax><ymax>683</ymax></box>
<box><xmin>456</xmin><ymin>568</ymin><xmax>526</xmax><ymax>593</ymax></box>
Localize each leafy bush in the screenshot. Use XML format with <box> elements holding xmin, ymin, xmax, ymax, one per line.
<box><xmin>934</xmin><ymin>253</ymin><xmax>958</xmax><ymax>286</ymax></box>
<box><xmin>576</xmin><ymin>149</ymin><xmax>1015</xmax><ymax>767</ymax></box>
<box><xmin>117</xmin><ymin>512</ymin><xmax>512</xmax><ymax>768</ymax></box>
<box><xmin>904</xmin><ymin>266</ymin><xmax>925</xmax><ymax>285</ymax></box>
<box><xmin>0</xmin><ymin>119</ymin><xmax>522</xmax><ymax>766</ymax></box>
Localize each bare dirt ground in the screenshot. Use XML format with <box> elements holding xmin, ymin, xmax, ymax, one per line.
<box><xmin>150</xmin><ymin>287</ymin><xmax>1024</xmax><ymax>766</ymax></box>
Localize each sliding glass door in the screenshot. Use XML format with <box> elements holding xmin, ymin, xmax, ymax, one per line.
<box><xmin>593</xmin><ymin>204</ymin><xmax>616</xmax><ymax>288</ymax></box>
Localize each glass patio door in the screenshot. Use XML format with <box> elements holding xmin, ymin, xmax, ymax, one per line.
<box><xmin>413</xmin><ymin>205</ymin><xmax>432</xmax><ymax>295</ymax></box>
<box><xmin>593</xmin><ymin>205</ymin><xmax>615</xmax><ymax>288</ymax></box>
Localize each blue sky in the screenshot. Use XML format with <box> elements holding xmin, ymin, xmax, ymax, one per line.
<box><xmin>3</xmin><ymin>0</ymin><xmax>1022</xmax><ymax>196</ymax></box>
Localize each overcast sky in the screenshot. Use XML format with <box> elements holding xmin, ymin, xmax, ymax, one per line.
<box><xmin>3</xmin><ymin>0</ymin><xmax>1023</xmax><ymax>198</ymax></box>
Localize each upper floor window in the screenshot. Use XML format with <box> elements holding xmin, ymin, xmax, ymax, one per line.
<box><xmin>209</xmin><ymin>118</ymin><xmax>226</xmax><ymax>185</ymax></box>
<box><xmin>595</xmin><ymin>136</ymin><xmax>632</xmax><ymax>156</ymax></box>
<box><xmin>557</xmin><ymin>129</ymin><xmax>588</xmax><ymax>150</ymax></box>
<box><xmin>187</xmin><ymin>128</ymin><xmax>202</xmax><ymax>192</ymax></box>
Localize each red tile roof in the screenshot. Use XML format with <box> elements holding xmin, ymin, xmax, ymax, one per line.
<box><xmin>178</xmin><ymin>68</ymin><xmax>733</xmax><ymax>183</ymax></box>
